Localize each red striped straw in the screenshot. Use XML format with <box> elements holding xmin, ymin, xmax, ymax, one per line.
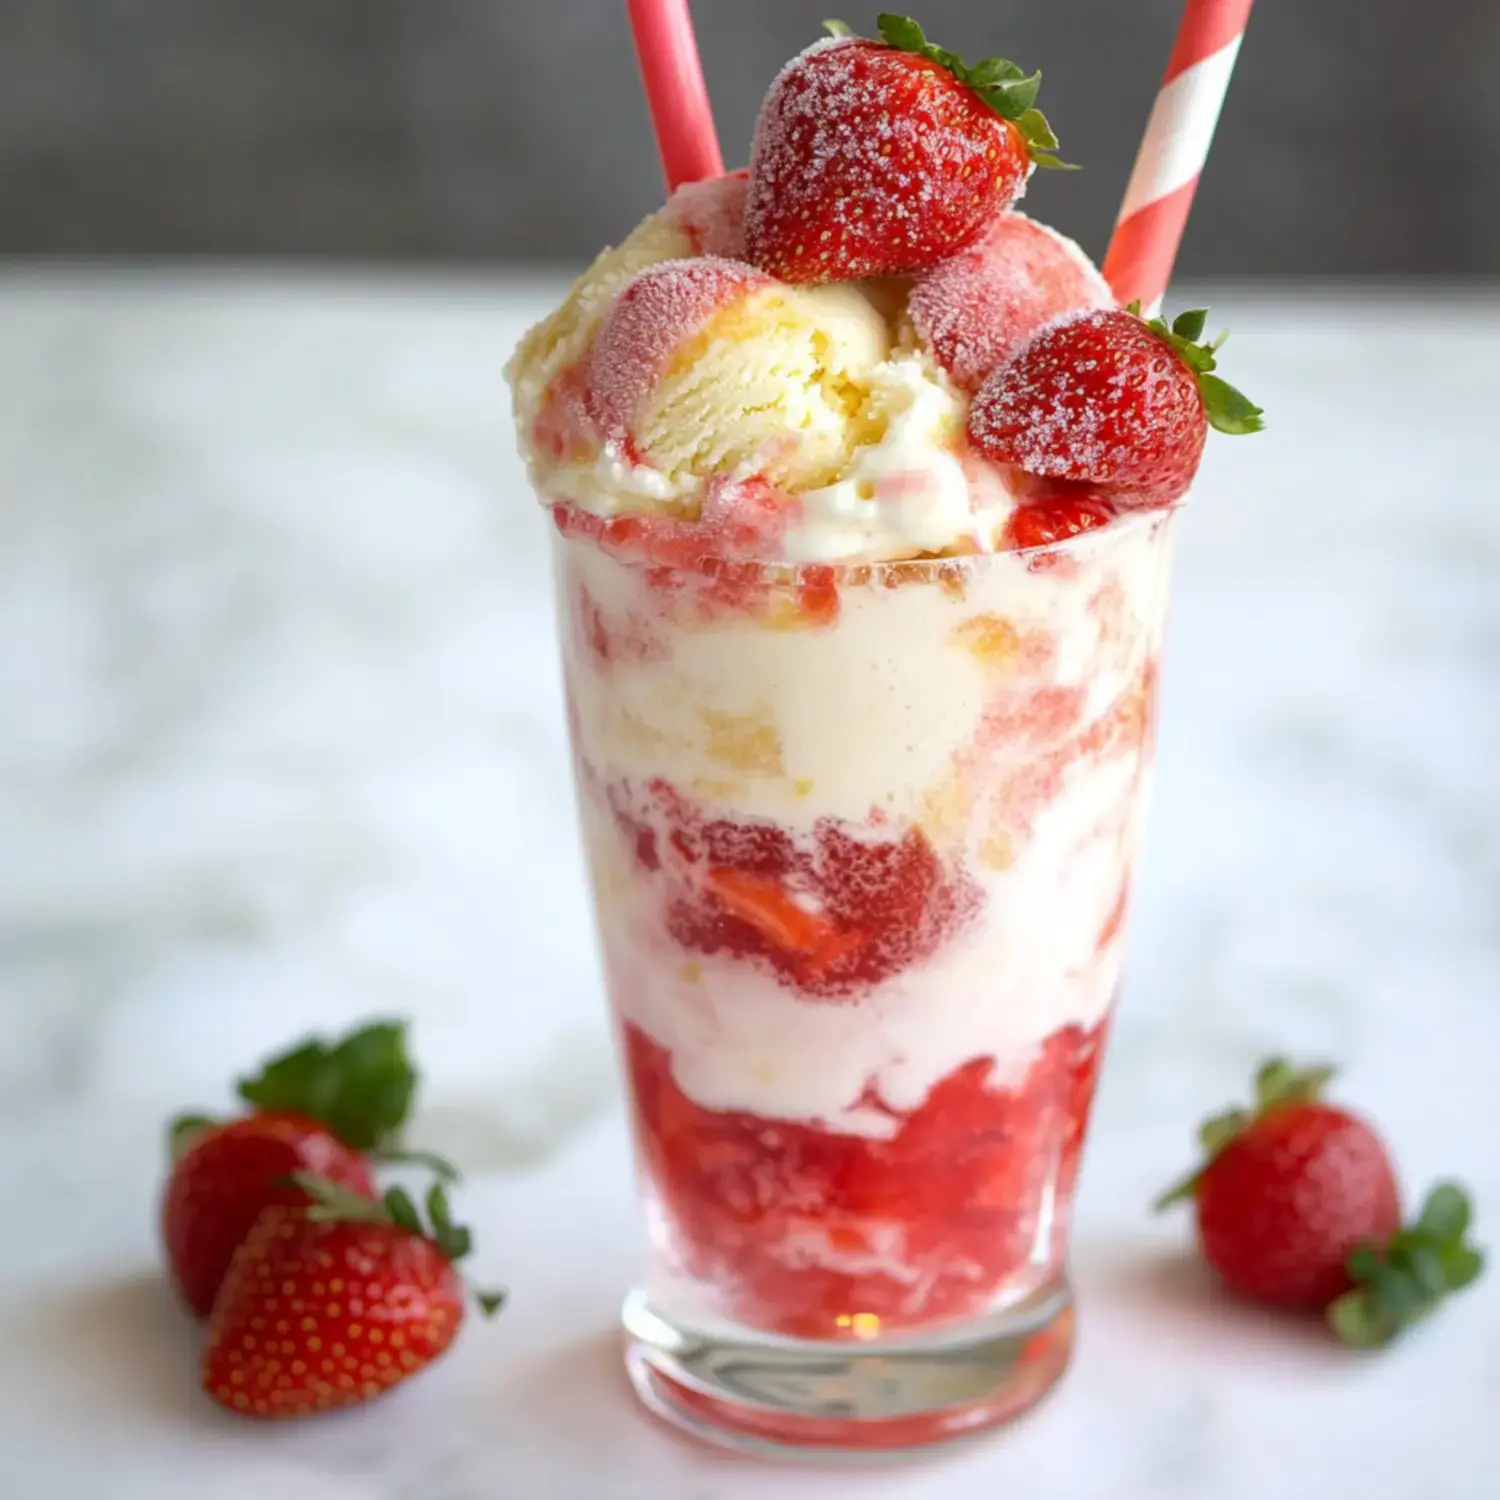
<box><xmin>1102</xmin><ymin>0</ymin><xmax>1256</xmax><ymax>314</ymax></box>
<box><xmin>625</xmin><ymin>0</ymin><xmax>724</xmax><ymax>192</ymax></box>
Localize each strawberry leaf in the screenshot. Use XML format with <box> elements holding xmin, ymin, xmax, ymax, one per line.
<box><xmin>875</xmin><ymin>13</ymin><xmax>927</xmax><ymax>51</ymax></box>
<box><xmin>872</xmin><ymin>13</ymin><xmax>1074</xmax><ymax>166</ymax></box>
<box><xmin>1171</xmin><ymin>307</ymin><xmax>1208</xmax><ymax>341</ymax></box>
<box><xmin>1198</xmin><ymin>375</ymin><xmax>1266</xmax><ymax>436</ymax></box>
<box><xmin>294</xmin><ymin>1168</ymin><xmax>507</xmax><ymax>1317</ymax></box>
<box><xmin>237</xmin><ymin>1019</ymin><xmax>417</xmax><ymax>1152</ymax></box>
<box><xmin>966</xmin><ymin>57</ymin><xmax>1025</xmax><ymax>87</ymax></box>
<box><xmin>1014</xmin><ymin>107</ymin><xmax>1059</xmax><ymax>151</ymax></box>
<box><xmin>984</xmin><ymin>71</ymin><xmax>1042</xmax><ymax>116</ymax></box>
<box><xmin>376</xmin><ymin>1146</ymin><xmax>462</xmax><ymax>1184</ymax></box>
<box><xmin>1254</xmin><ymin>1057</ymin><xmax>1334</xmax><ymax>1109</ymax></box>
<box><xmin>1417</xmin><ymin>1182</ymin><xmax>1471</xmax><ymax>1241</ymax></box>
<box><xmin>1155</xmin><ymin>1058</ymin><xmax>1327</xmax><ymax>1212</ymax></box>
<box><xmin>292</xmin><ymin>1172</ymin><xmax>387</xmax><ymax>1225</ymax></box>
<box><xmin>168</xmin><ymin>1113</ymin><xmax>217</xmax><ymax>1162</ymax></box>
<box><xmin>1137</xmin><ymin>306</ymin><xmax>1266</xmax><ymax>438</ymax></box>
<box><xmin>1328</xmin><ymin>1181</ymin><xmax>1484</xmax><ymax>1349</ymax></box>
<box><xmin>383</xmin><ymin>1185</ymin><xmax>425</xmax><ymax>1236</ymax></box>
<box><xmin>823</xmin><ymin>19</ymin><xmax>854</xmax><ymax>38</ymax></box>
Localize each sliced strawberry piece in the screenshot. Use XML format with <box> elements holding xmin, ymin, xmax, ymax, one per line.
<box><xmin>910</xmin><ymin>213</ymin><xmax>1111</xmax><ymax>392</ymax></box>
<box><xmin>703</xmin><ymin>866</ymin><xmax>864</xmax><ymax>974</ymax></box>
<box><xmin>970</xmin><ymin>306</ymin><xmax>1263</xmax><ymax>509</ymax></box>
<box><xmin>744</xmin><ymin>18</ymin><xmax>1067</xmax><ymax>284</ymax></box>
<box><xmin>585</xmin><ymin>257</ymin><xmax>773</xmax><ymax>452</ymax></box>
<box><xmin>1006</xmin><ymin>492</ymin><xmax>1114</xmax><ymax>552</ymax></box>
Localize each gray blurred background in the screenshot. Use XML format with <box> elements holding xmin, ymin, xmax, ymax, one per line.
<box><xmin>1</xmin><ymin>0</ymin><xmax>1497</xmax><ymax>275</ymax></box>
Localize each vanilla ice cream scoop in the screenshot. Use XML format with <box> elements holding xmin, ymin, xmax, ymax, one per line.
<box><xmin>505</xmin><ymin>174</ymin><xmax>1124</xmax><ymax>561</ymax></box>
<box><xmin>587</xmin><ymin>258</ymin><xmax>890</xmax><ymax>495</ymax></box>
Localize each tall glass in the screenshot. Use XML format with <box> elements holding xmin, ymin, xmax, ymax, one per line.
<box><xmin>551</xmin><ymin>501</ymin><xmax>1175</xmax><ymax>1453</ymax></box>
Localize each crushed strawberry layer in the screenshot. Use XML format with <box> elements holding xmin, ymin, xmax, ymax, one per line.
<box><xmin>627</xmin><ymin>1018</ymin><xmax>1108</xmax><ymax>1338</ymax></box>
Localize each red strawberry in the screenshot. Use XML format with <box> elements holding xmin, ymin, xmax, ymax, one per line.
<box><xmin>164</xmin><ymin>1112</ymin><xmax>376</xmax><ymax>1317</ymax></box>
<box><xmin>202</xmin><ymin>1176</ymin><xmax>501</xmax><ymax>1420</ymax></box>
<box><xmin>910</xmin><ymin>212</ymin><xmax>1112</xmax><ymax>392</ymax></box>
<box><xmin>743</xmin><ymin>16</ymin><xmax>1069</xmax><ymax>284</ymax></box>
<box><xmin>1157</xmin><ymin>1059</ymin><xmax>1402</xmax><ymax>1309</ymax></box>
<box><xmin>162</xmin><ymin>1020</ymin><xmax>419</xmax><ymax>1315</ymax></box>
<box><xmin>970</xmin><ymin>306</ymin><xmax>1263</xmax><ymax>509</ymax></box>
<box><xmin>1006</xmin><ymin>491</ymin><xmax>1114</xmax><ymax>552</ymax></box>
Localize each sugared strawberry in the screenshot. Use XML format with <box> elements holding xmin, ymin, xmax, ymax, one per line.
<box><xmin>743</xmin><ymin>16</ymin><xmax>1069</xmax><ymax>284</ymax></box>
<box><xmin>1005</xmin><ymin>491</ymin><xmax>1114</xmax><ymax>552</ymax></box>
<box><xmin>665</xmin><ymin>170</ymin><xmax>750</xmax><ymax>259</ymax></box>
<box><xmin>910</xmin><ymin>212</ymin><xmax>1112</xmax><ymax>392</ymax></box>
<box><xmin>585</xmin><ymin>257</ymin><xmax>771</xmax><ymax>450</ymax></box>
<box><xmin>202</xmin><ymin>1175</ymin><xmax>502</xmax><ymax>1420</ymax></box>
<box><xmin>1159</xmin><ymin>1060</ymin><xmax>1485</xmax><ymax>1346</ymax></box>
<box><xmin>970</xmin><ymin>305</ymin><xmax>1263</xmax><ymax>509</ymax></box>
<box><xmin>162</xmin><ymin>1020</ymin><xmax>418</xmax><ymax>1316</ymax></box>
<box><xmin>1157</xmin><ymin>1059</ymin><xmax>1401</xmax><ymax>1309</ymax></box>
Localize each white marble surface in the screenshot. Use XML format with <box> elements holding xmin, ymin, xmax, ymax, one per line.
<box><xmin>1</xmin><ymin>271</ymin><xmax>1498</xmax><ymax>1499</ymax></box>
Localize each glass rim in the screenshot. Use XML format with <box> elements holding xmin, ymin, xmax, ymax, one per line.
<box><xmin>547</xmin><ymin>499</ymin><xmax>1172</xmax><ymax>582</ymax></box>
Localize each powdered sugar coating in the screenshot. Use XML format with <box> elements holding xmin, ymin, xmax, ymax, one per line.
<box><xmin>909</xmin><ymin>212</ymin><xmax>1113</xmax><ymax>393</ymax></box>
<box><xmin>585</xmin><ymin>257</ymin><xmax>771</xmax><ymax>445</ymax></box>
<box><xmin>666</xmin><ymin>171</ymin><xmax>750</xmax><ymax>259</ymax></box>
<box><xmin>968</xmin><ymin>308</ymin><xmax>1206</xmax><ymax>504</ymax></box>
<box><xmin>743</xmin><ymin>36</ymin><xmax>1028</xmax><ymax>284</ymax></box>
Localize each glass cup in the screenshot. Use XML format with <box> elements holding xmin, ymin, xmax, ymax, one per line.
<box><xmin>551</xmin><ymin>500</ymin><xmax>1175</xmax><ymax>1453</ymax></box>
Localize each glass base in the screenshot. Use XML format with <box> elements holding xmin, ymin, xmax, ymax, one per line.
<box><xmin>622</xmin><ymin>1276</ymin><xmax>1075</xmax><ymax>1456</ymax></box>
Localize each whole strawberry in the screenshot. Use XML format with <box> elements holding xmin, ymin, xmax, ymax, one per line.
<box><xmin>744</xmin><ymin>15</ymin><xmax>1070</xmax><ymax>284</ymax></box>
<box><xmin>1159</xmin><ymin>1059</ymin><xmax>1487</xmax><ymax>1345</ymax></box>
<box><xmin>164</xmin><ymin>1112</ymin><xmax>375</xmax><ymax>1316</ymax></box>
<box><xmin>1158</xmin><ymin>1059</ymin><xmax>1402</xmax><ymax>1309</ymax></box>
<box><xmin>162</xmin><ymin>1020</ymin><xmax>419</xmax><ymax>1316</ymax></box>
<box><xmin>970</xmin><ymin>305</ymin><xmax>1263</xmax><ymax>509</ymax></box>
<box><xmin>203</xmin><ymin>1175</ymin><xmax>502</xmax><ymax>1419</ymax></box>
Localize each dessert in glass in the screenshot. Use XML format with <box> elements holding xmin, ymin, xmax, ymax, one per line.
<box><xmin>508</xmin><ymin>18</ymin><xmax>1260</xmax><ymax>1455</ymax></box>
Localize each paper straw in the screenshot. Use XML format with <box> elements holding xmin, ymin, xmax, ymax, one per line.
<box><xmin>1102</xmin><ymin>0</ymin><xmax>1256</xmax><ymax>314</ymax></box>
<box><xmin>625</xmin><ymin>0</ymin><xmax>724</xmax><ymax>192</ymax></box>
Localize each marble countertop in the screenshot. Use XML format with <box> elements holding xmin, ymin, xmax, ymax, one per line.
<box><xmin>1</xmin><ymin>271</ymin><xmax>1497</xmax><ymax>1499</ymax></box>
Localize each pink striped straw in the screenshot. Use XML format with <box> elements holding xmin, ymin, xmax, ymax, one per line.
<box><xmin>1102</xmin><ymin>0</ymin><xmax>1256</xmax><ymax>313</ymax></box>
<box><xmin>625</xmin><ymin>0</ymin><xmax>724</xmax><ymax>193</ymax></box>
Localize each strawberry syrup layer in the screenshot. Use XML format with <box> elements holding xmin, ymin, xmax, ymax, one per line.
<box><xmin>555</xmin><ymin>505</ymin><xmax>1175</xmax><ymax>1339</ymax></box>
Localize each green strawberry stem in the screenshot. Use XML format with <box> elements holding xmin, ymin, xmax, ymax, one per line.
<box><xmin>1126</xmin><ymin>301</ymin><xmax>1266</xmax><ymax>437</ymax></box>
<box><xmin>237</xmin><ymin>1019</ymin><xmax>418</xmax><ymax>1152</ymax></box>
<box><xmin>1155</xmin><ymin>1058</ymin><xmax>1334</xmax><ymax>1211</ymax></box>
<box><xmin>168</xmin><ymin>1113</ymin><xmax>218</xmax><ymax>1162</ymax></box>
<box><xmin>1327</xmin><ymin>1182</ymin><xmax>1484</xmax><ymax>1348</ymax></box>
<box><xmin>823</xmin><ymin>14</ymin><xmax>1075</xmax><ymax>168</ymax></box>
<box><xmin>290</xmin><ymin>1171</ymin><xmax>506</xmax><ymax>1317</ymax></box>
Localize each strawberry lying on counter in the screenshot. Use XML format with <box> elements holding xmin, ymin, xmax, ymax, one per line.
<box><xmin>160</xmin><ymin>1020</ymin><xmax>499</xmax><ymax>1418</ymax></box>
<box><xmin>1158</xmin><ymin>1058</ymin><xmax>1484</xmax><ymax>1347</ymax></box>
